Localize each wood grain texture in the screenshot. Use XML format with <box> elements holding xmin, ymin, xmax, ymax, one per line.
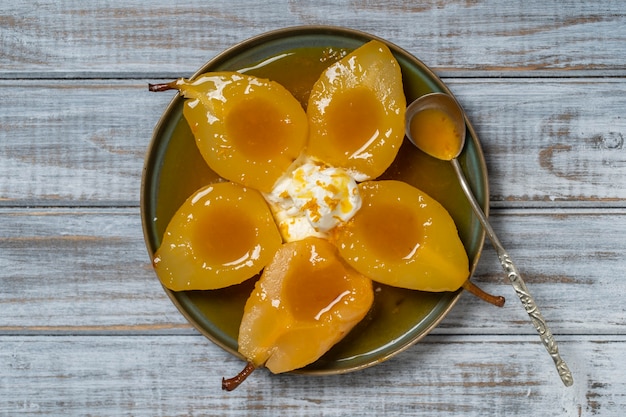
<box><xmin>1</xmin><ymin>1</ymin><xmax>625</xmax><ymax>77</ymax></box>
<box><xmin>1</xmin><ymin>79</ymin><xmax>625</xmax><ymax>205</ymax></box>
<box><xmin>0</xmin><ymin>208</ymin><xmax>187</xmax><ymax>331</ymax></box>
<box><xmin>0</xmin><ymin>80</ymin><xmax>167</xmax><ymax>205</ymax></box>
<box><xmin>450</xmin><ymin>79</ymin><xmax>626</xmax><ymax>204</ymax></box>
<box><xmin>0</xmin><ymin>335</ymin><xmax>622</xmax><ymax>416</ymax></box>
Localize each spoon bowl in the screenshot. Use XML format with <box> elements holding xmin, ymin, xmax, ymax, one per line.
<box><xmin>404</xmin><ymin>93</ymin><xmax>574</xmax><ymax>387</ymax></box>
<box><xmin>405</xmin><ymin>92</ymin><xmax>466</xmax><ymax>161</ymax></box>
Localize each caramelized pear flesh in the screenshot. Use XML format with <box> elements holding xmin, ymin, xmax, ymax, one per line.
<box><xmin>238</xmin><ymin>237</ymin><xmax>374</xmax><ymax>373</ymax></box>
<box><xmin>306</xmin><ymin>40</ymin><xmax>406</xmax><ymax>180</ymax></box>
<box><xmin>174</xmin><ymin>72</ymin><xmax>308</xmax><ymax>193</ymax></box>
<box><xmin>153</xmin><ymin>182</ymin><xmax>282</xmax><ymax>291</ymax></box>
<box><xmin>334</xmin><ymin>180</ymin><xmax>469</xmax><ymax>292</ymax></box>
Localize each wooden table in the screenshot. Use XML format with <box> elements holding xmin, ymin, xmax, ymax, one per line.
<box><xmin>2</xmin><ymin>1</ymin><xmax>625</xmax><ymax>415</ymax></box>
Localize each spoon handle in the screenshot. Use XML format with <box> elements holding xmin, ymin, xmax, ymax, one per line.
<box><xmin>451</xmin><ymin>158</ymin><xmax>573</xmax><ymax>387</ymax></box>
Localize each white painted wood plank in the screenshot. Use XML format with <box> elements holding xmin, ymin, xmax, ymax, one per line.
<box><xmin>1</xmin><ymin>1</ymin><xmax>625</xmax><ymax>76</ymax></box>
<box><xmin>0</xmin><ymin>80</ymin><xmax>169</xmax><ymax>205</ymax></box>
<box><xmin>443</xmin><ymin>208</ymin><xmax>626</xmax><ymax>335</ymax></box>
<box><xmin>448</xmin><ymin>79</ymin><xmax>626</xmax><ymax>204</ymax></box>
<box><xmin>1</xmin><ymin>208</ymin><xmax>624</xmax><ymax>335</ymax></box>
<box><xmin>0</xmin><ymin>208</ymin><xmax>188</xmax><ymax>330</ymax></box>
<box><xmin>1</xmin><ymin>79</ymin><xmax>625</xmax><ymax>205</ymax></box>
<box><xmin>0</xmin><ymin>335</ymin><xmax>620</xmax><ymax>416</ymax></box>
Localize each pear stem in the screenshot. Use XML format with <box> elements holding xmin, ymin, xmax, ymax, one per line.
<box><xmin>222</xmin><ymin>362</ymin><xmax>256</xmax><ymax>391</ymax></box>
<box><xmin>148</xmin><ymin>81</ymin><xmax>178</xmax><ymax>92</ymax></box>
<box><xmin>462</xmin><ymin>280</ymin><xmax>505</xmax><ymax>307</ymax></box>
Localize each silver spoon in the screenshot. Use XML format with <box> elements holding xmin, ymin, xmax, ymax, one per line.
<box><xmin>405</xmin><ymin>92</ymin><xmax>573</xmax><ymax>387</ymax></box>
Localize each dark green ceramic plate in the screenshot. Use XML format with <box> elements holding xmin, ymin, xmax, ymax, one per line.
<box><xmin>141</xmin><ymin>26</ymin><xmax>488</xmax><ymax>374</ymax></box>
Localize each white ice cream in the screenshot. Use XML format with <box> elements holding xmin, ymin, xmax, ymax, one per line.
<box><xmin>264</xmin><ymin>158</ymin><xmax>362</xmax><ymax>242</ymax></box>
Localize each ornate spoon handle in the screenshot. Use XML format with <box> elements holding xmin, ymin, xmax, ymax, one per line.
<box><xmin>451</xmin><ymin>159</ymin><xmax>573</xmax><ymax>387</ymax></box>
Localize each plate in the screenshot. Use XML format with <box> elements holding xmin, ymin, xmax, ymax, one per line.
<box><xmin>141</xmin><ymin>26</ymin><xmax>488</xmax><ymax>374</ymax></box>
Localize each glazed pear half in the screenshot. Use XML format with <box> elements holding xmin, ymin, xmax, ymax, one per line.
<box><xmin>234</xmin><ymin>238</ymin><xmax>373</xmax><ymax>377</ymax></box>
